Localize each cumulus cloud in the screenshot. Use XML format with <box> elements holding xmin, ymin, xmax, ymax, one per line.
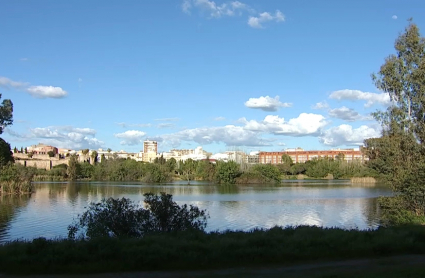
<box><xmin>26</xmin><ymin>86</ymin><xmax>68</xmax><ymax>98</ymax></box>
<box><xmin>328</xmin><ymin>106</ymin><xmax>372</xmax><ymax>122</ymax></box>
<box><xmin>114</xmin><ymin>130</ymin><xmax>146</xmax><ymax>145</ymax></box>
<box><xmin>154</xmin><ymin>125</ymin><xmax>271</xmax><ymax>148</ymax></box>
<box><xmin>312</xmin><ymin>101</ymin><xmax>329</xmax><ymax>110</ymax></box>
<box><xmin>182</xmin><ymin>1</ymin><xmax>283</xmax><ymax>28</ymax></box>
<box><xmin>244</xmin><ymin>96</ymin><xmax>292</xmax><ymax>111</ymax></box>
<box><xmin>319</xmin><ymin>124</ymin><xmax>381</xmax><ymax>146</ymax></box>
<box><xmin>248</xmin><ymin>10</ymin><xmax>284</xmax><ymax>28</ymax></box>
<box><xmin>392</xmin><ymin>15</ymin><xmax>398</xmax><ymax>20</ymax></box>
<box><xmin>6</xmin><ymin>126</ymin><xmax>104</xmax><ymax>149</ymax></box>
<box><xmin>329</xmin><ymin>89</ymin><xmax>391</xmax><ymax>107</ymax></box>
<box><xmin>183</xmin><ymin>0</ymin><xmax>251</xmax><ymax>17</ymax></box>
<box><xmin>241</xmin><ymin>113</ymin><xmax>328</xmax><ymax>136</ymax></box>
<box><xmin>0</xmin><ymin>76</ymin><xmax>68</xmax><ymax>99</ymax></box>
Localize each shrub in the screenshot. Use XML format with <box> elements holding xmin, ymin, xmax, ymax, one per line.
<box><xmin>68</xmin><ymin>193</ymin><xmax>208</xmax><ymax>239</ymax></box>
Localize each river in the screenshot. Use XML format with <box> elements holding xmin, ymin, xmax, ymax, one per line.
<box><xmin>0</xmin><ymin>180</ymin><xmax>392</xmax><ymax>243</ymax></box>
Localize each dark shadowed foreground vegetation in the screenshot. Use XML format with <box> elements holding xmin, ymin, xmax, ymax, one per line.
<box><xmin>1</xmin><ymin>225</ymin><xmax>425</xmax><ymax>275</ymax></box>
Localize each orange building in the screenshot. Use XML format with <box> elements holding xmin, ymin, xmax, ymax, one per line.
<box><xmin>27</xmin><ymin>143</ymin><xmax>58</xmax><ymax>155</ymax></box>
<box><xmin>259</xmin><ymin>148</ymin><xmax>367</xmax><ymax>164</ymax></box>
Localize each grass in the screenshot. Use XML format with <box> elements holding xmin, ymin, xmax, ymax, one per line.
<box><xmin>0</xmin><ymin>225</ymin><xmax>425</xmax><ymax>275</ymax></box>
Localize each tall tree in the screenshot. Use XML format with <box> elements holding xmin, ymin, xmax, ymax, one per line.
<box><xmin>0</xmin><ymin>94</ymin><xmax>13</xmax><ymax>135</ymax></box>
<box><xmin>366</xmin><ymin>21</ymin><xmax>425</xmax><ymax>224</ymax></box>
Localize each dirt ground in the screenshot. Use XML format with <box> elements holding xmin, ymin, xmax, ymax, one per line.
<box><xmin>2</xmin><ymin>255</ymin><xmax>425</xmax><ymax>278</ymax></box>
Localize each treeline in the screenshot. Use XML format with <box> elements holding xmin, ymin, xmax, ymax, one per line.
<box><xmin>28</xmin><ymin>153</ymin><xmax>373</xmax><ymax>184</ymax></box>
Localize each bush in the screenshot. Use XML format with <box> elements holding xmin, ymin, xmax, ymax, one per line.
<box><xmin>68</xmin><ymin>193</ymin><xmax>208</xmax><ymax>239</ymax></box>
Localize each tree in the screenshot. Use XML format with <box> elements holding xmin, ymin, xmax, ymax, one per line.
<box><xmin>181</xmin><ymin>158</ymin><xmax>196</xmax><ymax>184</ymax></box>
<box><xmin>68</xmin><ymin>193</ymin><xmax>208</xmax><ymax>239</ymax></box>
<box><xmin>0</xmin><ymin>94</ymin><xmax>13</xmax><ymax>135</ymax></box>
<box><xmin>47</xmin><ymin>150</ymin><xmax>55</xmax><ymax>158</ymax></box>
<box><xmin>366</xmin><ymin>21</ymin><xmax>425</xmax><ymax>224</ymax></box>
<box><xmin>90</xmin><ymin>150</ymin><xmax>98</xmax><ymax>164</ymax></box>
<box><xmin>107</xmin><ymin>148</ymin><xmax>112</xmax><ymax>153</ymax></box>
<box><xmin>281</xmin><ymin>154</ymin><xmax>293</xmax><ymax>165</ymax></box>
<box><xmin>0</xmin><ymin>138</ymin><xmax>14</xmax><ymax>167</ymax></box>
<box><xmin>215</xmin><ymin>161</ymin><xmax>240</xmax><ymax>184</ymax></box>
<box><xmin>81</xmin><ymin>149</ymin><xmax>89</xmax><ymax>155</ymax></box>
<box><xmin>67</xmin><ymin>154</ymin><xmax>81</xmax><ymax>180</ymax></box>
<box><xmin>13</xmin><ymin>147</ymin><xmax>17</xmax><ymax>154</ymax></box>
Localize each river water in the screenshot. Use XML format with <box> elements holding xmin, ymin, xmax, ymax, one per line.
<box><xmin>0</xmin><ymin>180</ymin><xmax>392</xmax><ymax>243</ymax></box>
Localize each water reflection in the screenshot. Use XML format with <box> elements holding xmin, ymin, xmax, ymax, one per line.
<box><xmin>0</xmin><ymin>181</ymin><xmax>392</xmax><ymax>243</ymax></box>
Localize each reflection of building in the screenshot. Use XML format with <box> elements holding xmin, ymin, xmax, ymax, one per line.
<box><xmin>259</xmin><ymin>148</ymin><xmax>367</xmax><ymax>164</ymax></box>
<box><xmin>27</xmin><ymin>143</ymin><xmax>58</xmax><ymax>155</ymax></box>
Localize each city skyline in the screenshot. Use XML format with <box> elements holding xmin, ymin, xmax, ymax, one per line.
<box><xmin>1</xmin><ymin>0</ymin><xmax>424</xmax><ymax>154</ymax></box>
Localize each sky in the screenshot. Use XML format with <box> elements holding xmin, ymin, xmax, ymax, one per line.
<box><xmin>1</xmin><ymin>0</ymin><xmax>424</xmax><ymax>154</ymax></box>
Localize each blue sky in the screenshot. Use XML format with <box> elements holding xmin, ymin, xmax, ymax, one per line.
<box><xmin>1</xmin><ymin>0</ymin><xmax>424</xmax><ymax>154</ymax></box>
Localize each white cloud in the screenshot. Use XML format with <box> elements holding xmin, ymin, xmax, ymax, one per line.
<box><xmin>154</xmin><ymin>117</ymin><xmax>180</xmax><ymax>122</ymax></box>
<box><xmin>241</xmin><ymin>113</ymin><xmax>328</xmax><ymax>136</ymax></box>
<box><xmin>157</xmin><ymin>123</ymin><xmax>175</xmax><ymax>129</ymax></box>
<box><xmin>26</xmin><ymin>86</ymin><xmax>68</xmax><ymax>98</ymax></box>
<box><xmin>188</xmin><ymin>0</ymin><xmax>247</xmax><ymax>17</ymax></box>
<box><xmin>116</xmin><ymin>122</ymin><xmax>152</xmax><ymax>128</ymax></box>
<box><xmin>392</xmin><ymin>15</ymin><xmax>398</xmax><ymax>20</ymax></box>
<box><xmin>182</xmin><ymin>1</ymin><xmax>283</xmax><ymax>28</ymax></box>
<box><xmin>319</xmin><ymin>124</ymin><xmax>381</xmax><ymax>146</ymax></box>
<box><xmin>244</xmin><ymin>96</ymin><xmax>292</xmax><ymax>111</ymax></box>
<box><xmin>114</xmin><ymin>130</ymin><xmax>146</xmax><ymax>145</ymax></box>
<box><xmin>20</xmin><ymin>58</ymin><xmax>28</xmax><ymax>62</ymax></box>
<box><xmin>182</xmin><ymin>0</ymin><xmax>192</xmax><ymax>13</ymax></box>
<box><xmin>0</xmin><ymin>76</ymin><xmax>68</xmax><ymax>99</ymax></box>
<box><xmin>214</xmin><ymin>116</ymin><xmax>226</xmax><ymax>121</ymax></box>
<box><xmin>329</xmin><ymin>89</ymin><xmax>391</xmax><ymax>107</ymax></box>
<box><xmin>6</xmin><ymin>126</ymin><xmax>104</xmax><ymax>149</ymax></box>
<box><xmin>312</xmin><ymin>101</ymin><xmax>329</xmax><ymax>110</ymax></box>
<box><xmin>0</xmin><ymin>76</ymin><xmax>27</xmax><ymax>89</ymax></box>
<box><xmin>155</xmin><ymin>125</ymin><xmax>271</xmax><ymax>148</ymax></box>
<box><xmin>328</xmin><ymin>106</ymin><xmax>372</xmax><ymax>122</ymax></box>
<box><xmin>248</xmin><ymin>10</ymin><xmax>284</xmax><ymax>28</ymax></box>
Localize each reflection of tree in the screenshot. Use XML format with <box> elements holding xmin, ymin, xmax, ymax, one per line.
<box><xmin>0</xmin><ymin>194</ymin><xmax>32</xmax><ymax>243</ymax></box>
<box><xmin>363</xmin><ymin>198</ymin><xmax>381</xmax><ymax>228</ymax></box>
<box><xmin>217</xmin><ymin>185</ymin><xmax>240</xmax><ymax>194</ymax></box>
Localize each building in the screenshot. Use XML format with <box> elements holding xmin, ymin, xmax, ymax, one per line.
<box><xmin>142</xmin><ymin>140</ymin><xmax>158</xmax><ymax>162</ymax></box>
<box><xmin>259</xmin><ymin>148</ymin><xmax>367</xmax><ymax>164</ymax></box>
<box><xmin>27</xmin><ymin>143</ymin><xmax>58</xmax><ymax>155</ymax></box>
<box><xmin>143</xmin><ymin>140</ymin><xmax>157</xmax><ymax>154</ymax></box>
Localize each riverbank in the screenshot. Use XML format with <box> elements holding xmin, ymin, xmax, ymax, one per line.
<box><xmin>1</xmin><ymin>225</ymin><xmax>424</xmax><ymax>275</ymax></box>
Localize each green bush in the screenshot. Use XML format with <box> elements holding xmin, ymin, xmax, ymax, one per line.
<box><xmin>68</xmin><ymin>193</ymin><xmax>208</xmax><ymax>239</ymax></box>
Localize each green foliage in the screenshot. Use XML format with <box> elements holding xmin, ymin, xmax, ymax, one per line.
<box><xmin>378</xmin><ymin>196</ymin><xmax>425</xmax><ymax>226</ymax></box>
<box><xmin>90</xmin><ymin>150</ymin><xmax>98</xmax><ymax>164</ymax></box>
<box><xmin>366</xmin><ymin>22</ymin><xmax>425</xmax><ymax>223</ymax></box>
<box><xmin>250</xmin><ymin>164</ymin><xmax>281</xmax><ymax>183</ymax></box>
<box><xmin>0</xmin><ymin>164</ymin><xmax>34</xmax><ymax>194</ymax></box>
<box><xmin>0</xmin><ymin>94</ymin><xmax>13</xmax><ymax>135</ymax></box>
<box><xmin>2</xmin><ymin>225</ymin><xmax>425</xmax><ymax>275</ymax></box>
<box><xmin>68</xmin><ymin>193</ymin><xmax>208</xmax><ymax>239</ymax></box>
<box><xmin>196</xmin><ymin>159</ymin><xmax>216</xmax><ymax>181</ymax></box>
<box><xmin>0</xmin><ymin>138</ymin><xmax>14</xmax><ymax>167</ymax></box>
<box><xmin>67</xmin><ymin>154</ymin><xmax>80</xmax><ymax>180</ymax></box>
<box><xmin>281</xmin><ymin>154</ymin><xmax>293</xmax><ymax>165</ymax></box>
<box><xmin>143</xmin><ymin>192</ymin><xmax>208</xmax><ymax>232</ymax></box>
<box><xmin>143</xmin><ymin>163</ymin><xmax>171</xmax><ymax>183</ymax></box>
<box><xmin>215</xmin><ymin>161</ymin><xmax>240</xmax><ymax>184</ymax></box>
<box><xmin>180</xmin><ymin>158</ymin><xmax>197</xmax><ymax>183</ymax></box>
<box><xmin>47</xmin><ymin>151</ymin><xmax>55</xmax><ymax>158</ymax></box>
